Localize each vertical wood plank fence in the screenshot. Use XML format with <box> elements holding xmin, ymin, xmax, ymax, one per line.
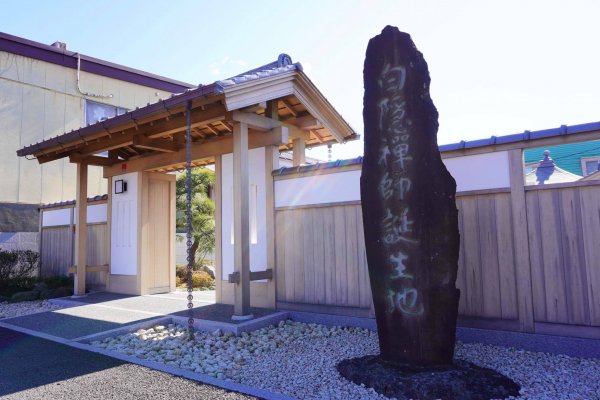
<box><xmin>274</xmin><ymin>176</ymin><xmax>600</xmax><ymax>339</ymax></box>
<box><xmin>40</xmin><ymin>201</ymin><xmax>108</xmax><ymax>289</ymax></box>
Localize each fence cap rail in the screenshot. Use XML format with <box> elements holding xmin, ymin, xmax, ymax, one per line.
<box><xmin>40</xmin><ymin>194</ymin><xmax>108</xmax><ymax>210</ymax></box>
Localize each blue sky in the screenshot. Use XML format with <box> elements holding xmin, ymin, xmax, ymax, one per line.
<box><xmin>2</xmin><ymin>0</ymin><xmax>600</xmax><ymax>160</ymax></box>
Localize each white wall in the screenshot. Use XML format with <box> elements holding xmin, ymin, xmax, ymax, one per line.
<box><xmin>220</xmin><ymin>148</ymin><xmax>268</xmax><ymax>280</ymax></box>
<box><xmin>110</xmin><ymin>172</ymin><xmax>138</xmax><ymax>275</ymax></box>
<box><xmin>275</xmin><ymin>169</ymin><xmax>361</xmax><ymax>208</ymax></box>
<box><xmin>274</xmin><ymin>152</ymin><xmax>510</xmax><ymax>209</ymax></box>
<box><xmin>42</xmin><ymin>208</ymin><xmax>72</xmax><ymax>227</ymax></box>
<box><xmin>442</xmin><ymin>151</ymin><xmax>510</xmax><ymax>191</ymax></box>
<box><xmin>42</xmin><ymin>203</ymin><xmax>108</xmax><ymax>227</ymax></box>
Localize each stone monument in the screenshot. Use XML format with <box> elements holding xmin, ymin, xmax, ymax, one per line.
<box><xmin>360</xmin><ymin>25</ymin><xmax>460</xmax><ymax>366</ymax></box>
<box><xmin>337</xmin><ymin>26</ymin><xmax>520</xmax><ymax>400</ymax></box>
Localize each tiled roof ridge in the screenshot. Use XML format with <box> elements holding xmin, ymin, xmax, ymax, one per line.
<box><xmin>40</xmin><ymin>194</ymin><xmax>108</xmax><ymax>210</ymax></box>
<box><xmin>217</xmin><ymin>53</ymin><xmax>302</xmax><ymax>88</ymax></box>
<box><xmin>439</xmin><ymin>121</ymin><xmax>600</xmax><ymax>152</ymax></box>
<box><xmin>274</xmin><ymin>156</ymin><xmax>363</xmax><ymax>176</ymax></box>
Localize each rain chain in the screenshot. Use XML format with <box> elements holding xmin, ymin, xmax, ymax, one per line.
<box><xmin>185</xmin><ymin>100</ymin><xmax>195</xmax><ymax>340</ymax></box>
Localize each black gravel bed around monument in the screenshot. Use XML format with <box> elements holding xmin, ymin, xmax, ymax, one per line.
<box><xmin>337</xmin><ymin>355</ymin><xmax>520</xmax><ymax>400</ymax></box>
<box><xmin>171</xmin><ymin>303</ymin><xmax>278</xmax><ymax>324</ymax></box>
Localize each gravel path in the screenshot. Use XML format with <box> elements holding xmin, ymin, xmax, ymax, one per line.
<box><xmin>91</xmin><ymin>320</ymin><xmax>600</xmax><ymax>399</ymax></box>
<box><xmin>0</xmin><ymin>300</ymin><xmax>62</xmax><ymax>319</ymax></box>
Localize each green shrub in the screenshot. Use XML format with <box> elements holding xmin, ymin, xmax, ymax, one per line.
<box><xmin>193</xmin><ymin>263</ymin><xmax>215</xmax><ymax>279</ymax></box>
<box><xmin>0</xmin><ymin>250</ymin><xmax>39</xmax><ymax>280</ymax></box>
<box><xmin>11</xmin><ymin>290</ymin><xmax>39</xmax><ymax>302</ymax></box>
<box><xmin>32</xmin><ymin>282</ymin><xmax>48</xmax><ymax>293</ymax></box>
<box><xmin>191</xmin><ymin>271</ymin><xmax>213</xmax><ymax>289</ymax></box>
<box><xmin>54</xmin><ymin>286</ymin><xmax>73</xmax><ymax>298</ymax></box>
<box><xmin>39</xmin><ymin>289</ymin><xmax>58</xmax><ymax>300</ymax></box>
<box><xmin>0</xmin><ymin>251</ymin><xmax>19</xmax><ymax>280</ymax></box>
<box><xmin>0</xmin><ymin>277</ymin><xmax>38</xmax><ymax>297</ymax></box>
<box><xmin>43</xmin><ymin>276</ymin><xmax>73</xmax><ymax>289</ymax></box>
<box><xmin>176</xmin><ymin>265</ymin><xmax>188</xmax><ymax>281</ymax></box>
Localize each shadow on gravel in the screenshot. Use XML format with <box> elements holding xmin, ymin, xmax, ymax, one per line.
<box><xmin>0</xmin><ymin>327</ymin><xmax>125</xmax><ymax>396</ymax></box>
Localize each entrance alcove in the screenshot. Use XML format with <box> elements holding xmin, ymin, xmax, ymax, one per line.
<box><xmin>16</xmin><ymin>54</ymin><xmax>357</xmax><ymax>318</ymax></box>
<box><xmin>107</xmin><ymin>171</ymin><xmax>176</xmax><ymax>295</ymax></box>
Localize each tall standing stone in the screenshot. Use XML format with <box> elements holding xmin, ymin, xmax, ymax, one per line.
<box><xmin>361</xmin><ymin>26</ymin><xmax>461</xmax><ymax>366</ymax></box>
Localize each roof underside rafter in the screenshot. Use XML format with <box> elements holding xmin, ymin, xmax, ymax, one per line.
<box><xmin>16</xmin><ymin>62</ymin><xmax>357</xmax><ymax>173</ymax></box>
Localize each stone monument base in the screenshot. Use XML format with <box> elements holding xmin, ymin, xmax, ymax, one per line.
<box><xmin>337</xmin><ymin>355</ymin><xmax>520</xmax><ymax>400</ymax></box>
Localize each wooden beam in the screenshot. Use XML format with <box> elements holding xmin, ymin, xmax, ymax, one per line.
<box><xmin>230</xmin><ymin>111</ymin><xmax>280</xmax><ymax>130</ymax></box>
<box><xmin>310</xmin><ymin>129</ymin><xmax>324</xmax><ymax>143</ymax></box>
<box><xmin>68</xmin><ymin>264</ymin><xmax>109</xmax><ymax>274</ymax></box>
<box><xmin>220</xmin><ymin>121</ymin><xmax>232</xmax><ymax>132</ymax></box>
<box><xmin>292</xmin><ymin>137</ymin><xmax>306</xmax><ymax>166</ymax></box>
<box><xmin>289</xmin><ymin>128</ymin><xmax>310</xmax><ymax>140</ymax></box>
<box><xmin>69</xmin><ymin>154</ymin><xmax>115</xmax><ymax>166</ymax></box>
<box><xmin>37</xmin><ymin>152</ymin><xmax>69</xmax><ymax>164</ymax></box>
<box><xmin>233</xmin><ymin>122</ymin><xmax>251</xmax><ymax>317</ymax></box>
<box><xmin>283</xmin><ymin>115</ymin><xmax>322</xmax><ymax>130</ymax></box>
<box><xmin>47</xmin><ymin>104</ymin><xmax>226</xmax><ymax>160</ymax></box>
<box><xmin>281</xmin><ymin>98</ymin><xmax>298</xmax><ymax>117</ymax></box>
<box><xmin>228</xmin><ymin>269</ymin><xmax>274</xmax><ymax>283</ymax></box>
<box><xmin>74</xmin><ymin>163</ymin><xmax>88</xmax><ymax>296</ymax></box>
<box><xmin>103</xmin><ymin>128</ymin><xmax>286</xmax><ymax>177</ymax></box>
<box><xmin>132</xmin><ymin>136</ymin><xmax>179</xmax><ymax>153</ymax></box>
<box><xmin>204</xmin><ymin>124</ymin><xmax>220</xmax><ymax>136</ymax></box>
<box><xmin>508</xmin><ymin>149</ymin><xmax>535</xmax><ymax>332</ymax></box>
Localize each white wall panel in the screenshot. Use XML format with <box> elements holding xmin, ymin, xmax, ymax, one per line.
<box><xmin>221</xmin><ymin>148</ymin><xmax>268</xmax><ymax>280</ymax></box>
<box><xmin>110</xmin><ymin>172</ymin><xmax>138</xmax><ymax>275</ymax></box>
<box><xmin>87</xmin><ymin>204</ymin><xmax>107</xmax><ymax>224</ymax></box>
<box><xmin>42</xmin><ymin>208</ymin><xmax>71</xmax><ymax>227</ymax></box>
<box><xmin>275</xmin><ymin>169</ymin><xmax>361</xmax><ymax>208</ymax></box>
<box><xmin>442</xmin><ymin>151</ymin><xmax>510</xmax><ymax>192</ymax></box>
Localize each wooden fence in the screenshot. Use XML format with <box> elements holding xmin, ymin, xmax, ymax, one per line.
<box><xmin>274</xmin><ymin>179</ymin><xmax>600</xmax><ymax>339</ymax></box>
<box><xmin>275</xmin><ymin>202</ymin><xmax>373</xmax><ymax>316</ymax></box>
<box><xmin>40</xmin><ymin>203</ymin><xmax>108</xmax><ymax>289</ymax></box>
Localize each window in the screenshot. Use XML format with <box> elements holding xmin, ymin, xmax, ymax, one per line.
<box><xmin>85</xmin><ymin>100</ymin><xmax>127</xmax><ymax>126</ymax></box>
<box><xmin>582</xmin><ymin>157</ymin><xmax>600</xmax><ymax>176</ymax></box>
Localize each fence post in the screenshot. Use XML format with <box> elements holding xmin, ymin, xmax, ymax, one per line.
<box><xmin>508</xmin><ymin>149</ymin><xmax>535</xmax><ymax>332</ymax></box>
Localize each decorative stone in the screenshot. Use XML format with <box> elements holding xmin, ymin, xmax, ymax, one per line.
<box><xmin>337</xmin><ymin>356</ymin><xmax>521</xmax><ymax>400</ymax></box>
<box><xmin>360</xmin><ymin>25</ymin><xmax>460</xmax><ymax>366</ymax></box>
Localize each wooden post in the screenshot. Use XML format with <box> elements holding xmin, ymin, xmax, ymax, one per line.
<box><xmin>265</xmin><ymin>145</ymin><xmax>278</xmax><ymax>308</ymax></box>
<box><xmin>74</xmin><ymin>163</ymin><xmax>88</xmax><ymax>296</ymax></box>
<box><xmin>292</xmin><ymin>137</ymin><xmax>306</xmax><ymax>166</ymax></box>
<box><xmin>233</xmin><ymin>122</ymin><xmax>251</xmax><ymax>318</ymax></box>
<box><xmin>265</xmin><ymin>100</ymin><xmax>278</xmax><ymax>307</ymax></box>
<box><xmin>214</xmin><ymin>155</ymin><xmax>223</xmax><ymax>304</ymax></box>
<box><xmin>508</xmin><ymin>149</ymin><xmax>535</xmax><ymax>332</ymax></box>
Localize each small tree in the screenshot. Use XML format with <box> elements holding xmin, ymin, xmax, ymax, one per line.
<box><xmin>176</xmin><ymin>168</ymin><xmax>215</xmax><ymax>266</ymax></box>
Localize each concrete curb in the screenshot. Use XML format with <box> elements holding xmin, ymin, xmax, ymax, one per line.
<box><xmin>73</xmin><ymin>316</ymin><xmax>173</xmax><ymax>343</ymax></box>
<box><xmin>171</xmin><ymin>311</ymin><xmax>290</xmax><ymax>335</ymax></box>
<box><xmin>0</xmin><ymin>320</ymin><xmax>293</xmax><ymax>400</ymax></box>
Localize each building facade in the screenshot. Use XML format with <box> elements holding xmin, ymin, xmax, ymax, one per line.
<box><xmin>0</xmin><ymin>32</ymin><xmax>193</xmax><ymax>205</ymax></box>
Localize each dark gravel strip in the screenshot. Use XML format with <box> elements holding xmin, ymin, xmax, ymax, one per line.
<box><xmin>0</xmin><ymin>327</ymin><xmax>256</xmax><ymax>400</ymax></box>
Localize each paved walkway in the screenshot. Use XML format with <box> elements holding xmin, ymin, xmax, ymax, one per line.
<box><xmin>0</xmin><ymin>327</ymin><xmax>255</xmax><ymax>400</ymax></box>
<box><xmin>0</xmin><ymin>290</ymin><xmax>288</xmax><ymax>400</ymax></box>
<box><xmin>2</xmin><ymin>291</ymin><xmax>216</xmax><ymax>339</ymax></box>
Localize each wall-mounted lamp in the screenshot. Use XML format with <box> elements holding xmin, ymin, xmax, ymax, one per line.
<box><xmin>115</xmin><ymin>179</ymin><xmax>127</xmax><ymax>194</ymax></box>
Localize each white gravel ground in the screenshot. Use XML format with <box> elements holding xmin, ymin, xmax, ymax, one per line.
<box><xmin>0</xmin><ymin>300</ymin><xmax>62</xmax><ymax>319</ymax></box>
<box><xmin>91</xmin><ymin>320</ymin><xmax>600</xmax><ymax>400</ymax></box>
